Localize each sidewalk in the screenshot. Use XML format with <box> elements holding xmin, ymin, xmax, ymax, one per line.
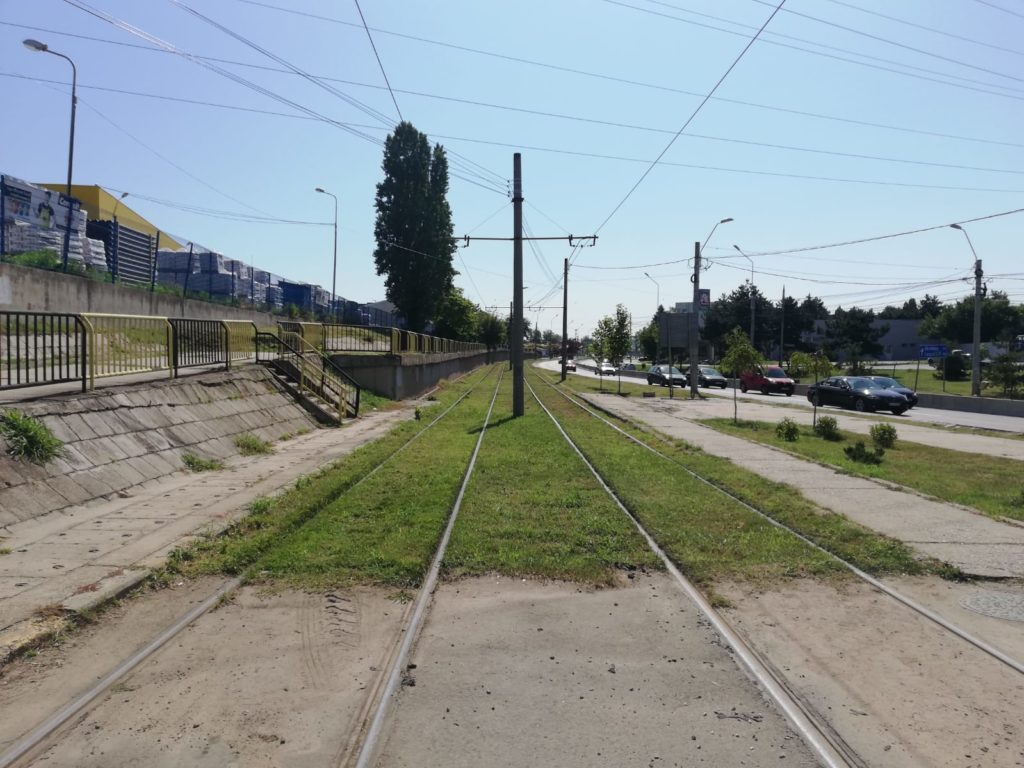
<box><xmin>0</xmin><ymin>407</ymin><xmax>409</xmax><ymax>660</ymax></box>
<box><xmin>584</xmin><ymin>394</ymin><xmax>1024</xmax><ymax>579</ymax></box>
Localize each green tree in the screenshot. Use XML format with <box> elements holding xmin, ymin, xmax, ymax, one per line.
<box><xmin>988</xmin><ymin>352</ymin><xmax>1023</xmax><ymax>397</ymax></box>
<box><xmin>637</xmin><ymin>312</ymin><xmax>659</xmax><ymax>361</ymax></box>
<box><xmin>920</xmin><ymin>291</ymin><xmax>1023</xmax><ymax>344</ymax></box>
<box><xmin>432</xmin><ymin>287</ymin><xmax>477</xmax><ymax>340</ymax></box>
<box><xmin>720</xmin><ymin>327</ymin><xmax>764</xmax><ymax>423</ymax></box>
<box><xmin>477</xmin><ymin>312</ymin><xmax>506</xmax><ymax>351</ymax></box>
<box><xmin>824</xmin><ymin>307</ymin><xmax>886</xmax><ymax>372</ymax></box>
<box><xmin>373</xmin><ymin>121</ymin><xmax>456</xmax><ymax>332</ymax></box>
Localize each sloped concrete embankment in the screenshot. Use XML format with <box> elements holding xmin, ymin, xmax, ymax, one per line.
<box><xmin>0</xmin><ymin>366</ymin><xmax>318</xmax><ymax>528</ymax></box>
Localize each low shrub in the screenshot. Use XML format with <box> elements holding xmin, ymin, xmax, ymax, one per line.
<box><xmin>813</xmin><ymin>415</ymin><xmax>842</xmax><ymax>441</ymax></box>
<box><xmin>844</xmin><ymin>440</ymin><xmax>884</xmax><ymax>465</ymax></box>
<box><xmin>0</xmin><ymin>409</ymin><xmax>64</xmax><ymax>463</ymax></box>
<box><xmin>233</xmin><ymin>433</ymin><xmax>273</xmax><ymax>456</ymax></box>
<box><xmin>182</xmin><ymin>453</ymin><xmax>224</xmax><ymax>472</ymax></box>
<box><xmin>870</xmin><ymin>422</ymin><xmax>898</xmax><ymax>450</ymax></box>
<box><xmin>775</xmin><ymin>417</ymin><xmax>800</xmax><ymax>442</ymax></box>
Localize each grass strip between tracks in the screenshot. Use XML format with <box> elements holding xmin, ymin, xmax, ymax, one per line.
<box><xmin>173</xmin><ymin>366</ymin><xmax>496</xmax><ymax>581</ymax></box>
<box><xmin>444</xmin><ymin>376</ymin><xmax>662</xmax><ymax>585</ymax></box>
<box><xmin>705</xmin><ymin>418</ymin><xmax>1024</xmax><ymax>522</ymax></box>
<box><xmin>246</xmin><ymin>368</ymin><xmax>502</xmax><ymax>588</ymax></box>
<box><xmin>533</xmin><ymin>369</ymin><xmax>937</xmax><ymax>584</ymax></box>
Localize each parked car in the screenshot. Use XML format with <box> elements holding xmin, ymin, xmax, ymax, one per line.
<box><xmin>689</xmin><ymin>365</ymin><xmax>728</xmax><ymax>389</ymax></box>
<box><xmin>866</xmin><ymin>376</ymin><xmax>918</xmax><ymax>408</ymax></box>
<box><xmin>740</xmin><ymin>365</ymin><xmax>795</xmax><ymax>396</ymax></box>
<box><xmin>620</xmin><ymin>363</ymin><xmax>637</xmax><ymax>371</ymax></box>
<box><xmin>598</xmin><ymin>361</ymin><xmax>616</xmax><ymax>376</ymax></box>
<box><xmin>562</xmin><ymin>359</ymin><xmax>576</xmax><ymax>372</ymax></box>
<box><xmin>806</xmin><ymin>376</ymin><xmax>910</xmax><ymax>415</ymax></box>
<box><xmin>647</xmin><ymin>365</ymin><xmax>686</xmax><ymax>386</ymax></box>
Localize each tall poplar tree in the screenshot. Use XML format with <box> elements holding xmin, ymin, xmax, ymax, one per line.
<box><xmin>373</xmin><ymin>122</ymin><xmax>456</xmax><ymax>332</ymax></box>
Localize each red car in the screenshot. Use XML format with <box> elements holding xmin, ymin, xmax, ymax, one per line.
<box><xmin>740</xmin><ymin>365</ymin><xmax>795</xmax><ymax>396</ymax></box>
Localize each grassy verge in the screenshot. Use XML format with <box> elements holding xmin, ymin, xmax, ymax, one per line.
<box><xmin>173</xmin><ymin>365</ymin><xmax>495</xmax><ymax>579</ymax></box>
<box><xmin>705</xmin><ymin>418</ymin><xmax>1024</xmax><ymax>522</ymax></box>
<box><xmin>531</xmin><ymin>369</ymin><xmax>942</xmax><ymax>583</ymax></box>
<box><xmin>445</xmin><ymin>377</ymin><xmax>661</xmax><ymax>585</ymax></box>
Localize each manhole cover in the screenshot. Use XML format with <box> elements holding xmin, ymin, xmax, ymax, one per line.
<box><xmin>961</xmin><ymin>591</ymin><xmax>1024</xmax><ymax>622</ymax></box>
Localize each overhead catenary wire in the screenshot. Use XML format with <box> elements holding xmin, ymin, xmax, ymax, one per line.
<box><xmin>352</xmin><ymin>0</ymin><xmax>402</xmax><ymax>121</ymax></box>
<box><xmin>10</xmin><ymin>19</ymin><xmax>1024</xmax><ymax>152</ymax></box>
<box><xmin>590</xmin><ymin>0</ymin><xmax>788</xmax><ymax>239</ymax></box>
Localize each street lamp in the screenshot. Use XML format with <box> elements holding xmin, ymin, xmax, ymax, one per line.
<box><xmin>700</xmin><ymin>217</ymin><xmax>734</xmax><ymax>254</ymax></box>
<box><xmin>950</xmin><ymin>223</ymin><xmax>984</xmax><ymax>397</ymax></box>
<box><xmin>733</xmin><ymin>245</ymin><xmax>755</xmax><ymax>348</ymax></box>
<box><xmin>111</xmin><ymin>191</ymin><xmax>129</xmax><ymax>223</ymax></box>
<box><xmin>315</xmin><ymin>187</ymin><xmax>339</xmax><ymax>323</ymax></box>
<box><xmin>24</xmin><ymin>39</ymin><xmax>77</xmax><ymax>273</ymax></box>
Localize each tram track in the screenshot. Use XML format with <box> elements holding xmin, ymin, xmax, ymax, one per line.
<box><xmin>0</xmin><ymin>365</ymin><xmax>503</xmax><ymax>768</ymax></box>
<box><xmin>526</xmin><ymin>368</ymin><xmax>1024</xmax><ymax>768</ymax></box>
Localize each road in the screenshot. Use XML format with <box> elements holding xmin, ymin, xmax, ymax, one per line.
<box><xmin>538</xmin><ymin>359</ymin><xmax>1024</xmax><ymax>434</ymax></box>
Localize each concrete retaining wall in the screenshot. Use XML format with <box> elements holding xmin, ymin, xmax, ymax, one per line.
<box><xmin>334</xmin><ymin>350</ymin><xmax>508</xmax><ymax>399</ymax></box>
<box><xmin>0</xmin><ymin>263</ymin><xmax>278</xmax><ymax>324</ymax></box>
<box><xmin>0</xmin><ymin>366</ymin><xmax>318</xmax><ymax>528</ymax></box>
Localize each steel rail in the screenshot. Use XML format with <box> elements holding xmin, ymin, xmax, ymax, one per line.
<box><xmin>0</xmin><ymin>364</ymin><xmax>500</xmax><ymax>768</ymax></box>
<box><xmin>526</xmin><ymin>376</ymin><xmax>854</xmax><ymax>767</ymax></box>
<box><xmin>353</xmin><ymin>368</ymin><xmax>505</xmax><ymax>768</ymax></box>
<box><xmin>538</xmin><ymin>372</ymin><xmax>1024</xmax><ymax>678</ymax></box>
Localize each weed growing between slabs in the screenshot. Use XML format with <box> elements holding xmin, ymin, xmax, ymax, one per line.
<box><xmin>705</xmin><ymin>418</ymin><xmax>1024</xmax><ymax>523</ymax></box>
<box><xmin>534</xmin><ymin>369</ymin><xmax>931</xmax><ymax>583</ymax></box>
<box><xmin>174</xmin><ymin>366</ymin><xmax>496</xmax><ymax>579</ymax></box>
<box><xmin>445</xmin><ymin>377</ymin><xmax>661</xmax><ymax>585</ymax></box>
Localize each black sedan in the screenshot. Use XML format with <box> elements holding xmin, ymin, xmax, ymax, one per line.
<box><xmin>647</xmin><ymin>365</ymin><xmax>686</xmax><ymax>387</ymax></box>
<box><xmin>867</xmin><ymin>376</ymin><xmax>918</xmax><ymax>408</ymax></box>
<box><xmin>807</xmin><ymin>376</ymin><xmax>911</xmax><ymax>415</ymax></box>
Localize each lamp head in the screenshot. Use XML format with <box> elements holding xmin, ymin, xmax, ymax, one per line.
<box><xmin>732</xmin><ymin>244</ymin><xmax>741</xmax><ymax>253</ymax></box>
<box><xmin>720</xmin><ymin>217</ymin><xmax>734</xmax><ymax>224</ymax></box>
<box><xmin>315</xmin><ymin>187</ymin><xmax>325</xmax><ymax>193</ymax></box>
<box><xmin>23</xmin><ymin>39</ymin><xmax>48</xmax><ymax>52</ymax></box>
<box><xmin>119</xmin><ymin>192</ymin><xmax>129</xmax><ymax>200</ymax></box>
<box><xmin>950</xmin><ymin>223</ymin><xmax>963</xmax><ymax>231</ymax></box>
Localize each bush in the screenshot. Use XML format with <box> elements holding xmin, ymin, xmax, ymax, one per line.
<box><xmin>182</xmin><ymin>453</ymin><xmax>224</xmax><ymax>472</ymax></box>
<box><xmin>870</xmin><ymin>423</ymin><xmax>898</xmax><ymax>449</ymax></box>
<box><xmin>0</xmin><ymin>409</ymin><xmax>64</xmax><ymax>464</ymax></box>
<box><xmin>813</xmin><ymin>415</ymin><xmax>841</xmax><ymax>441</ymax></box>
<box><xmin>775</xmin><ymin>417</ymin><xmax>800</xmax><ymax>442</ymax></box>
<box><xmin>844</xmin><ymin>440</ymin><xmax>884</xmax><ymax>464</ymax></box>
<box><xmin>233</xmin><ymin>433</ymin><xmax>273</xmax><ymax>456</ymax></box>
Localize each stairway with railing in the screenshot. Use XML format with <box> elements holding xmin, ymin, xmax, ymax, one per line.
<box><xmin>256</xmin><ymin>330</ymin><xmax>360</xmax><ymax>420</ymax></box>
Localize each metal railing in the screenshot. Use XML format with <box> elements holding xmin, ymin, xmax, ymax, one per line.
<box><xmin>223</xmin><ymin>320</ymin><xmax>258</xmax><ymax>365</ymax></box>
<box><xmin>170</xmin><ymin>318</ymin><xmax>226</xmax><ymax>375</ymax></box>
<box><xmin>257</xmin><ymin>330</ymin><xmax>360</xmax><ymax>418</ymax></box>
<box><xmin>80</xmin><ymin>313</ymin><xmax>173</xmax><ymax>388</ymax></box>
<box><xmin>0</xmin><ymin>311</ymin><xmax>87</xmax><ymax>391</ymax></box>
<box><xmin>284</xmin><ymin>321</ymin><xmax>487</xmax><ymax>356</ymax></box>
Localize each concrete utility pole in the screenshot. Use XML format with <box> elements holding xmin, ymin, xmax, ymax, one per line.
<box><xmin>512</xmin><ymin>154</ymin><xmax>524</xmax><ymax>417</ymax></box>
<box><xmin>561</xmin><ymin>257</ymin><xmax>569</xmax><ymax>382</ymax></box>
<box><xmin>689</xmin><ymin>240</ymin><xmax>701</xmax><ymax>399</ymax></box>
<box><xmin>950</xmin><ymin>224</ymin><xmax>984</xmax><ymax>397</ymax></box>
<box><xmin>779</xmin><ymin>285</ymin><xmax>786</xmax><ymax>366</ymax></box>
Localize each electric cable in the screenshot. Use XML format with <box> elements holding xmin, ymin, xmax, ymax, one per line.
<box><xmin>353</xmin><ymin>0</ymin><xmax>403</xmax><ymax>121</ymax></box>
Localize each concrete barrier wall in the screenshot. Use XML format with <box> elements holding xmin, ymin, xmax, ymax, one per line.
<box><xmin>0</xmin><ymin>366</ymin><xmax>318</xmax><ymax>527</ymax></box>
<box><xmin>333</xmin><ymin>350</ymin><xmax>508</xmax><ymax>399</ymax></box>
<box><xmin>0</xmin><ymin>263</ymin><xmax>279</xmax><ymax>324</ymax></box>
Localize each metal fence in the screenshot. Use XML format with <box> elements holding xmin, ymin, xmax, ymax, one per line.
<box><xmin>287</xmin><ymin>322</ymin><xmax>487</xmax><ymax>356</ymax></box>
<box><xmin>0</xmin><ymin>311</ymin><xmax>87</xmax><ymax>391</ymax></box>
<box><xmin>80</xmin><ymin>313</ymin><xmax>173</xmax><ymax>387</ymax></box>
<box><xmin>170</xmin><ymin>318</ymin><xmax>226</xmax><ymax>374</ymax></box>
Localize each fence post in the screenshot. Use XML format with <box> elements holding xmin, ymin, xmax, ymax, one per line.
<box><xmin>80</xmin><ymin>314</ymin><xmax>96</xmax><ymax>390</ymax></box>
<box><xmin>78</xmin><ymin>315</ymin><xmax>87</xmax><ymax>392</ymax></box>
<box><xmin>165</xmin><ymin>319</ymin><xmax>174</xmax><ymax>379</ymax></box>
<box><xmin>222</xmin><ymin>320</ymin><xmax>231</xmax><ymax>371</ymax></box>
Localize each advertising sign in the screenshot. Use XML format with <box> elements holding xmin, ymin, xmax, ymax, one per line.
<box><xmin>1</xmin><ymin>175</ymin><xmax>84</xmax><ymax>232</ymax></box>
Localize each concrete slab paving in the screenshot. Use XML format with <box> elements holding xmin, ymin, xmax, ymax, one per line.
<box><xmin>585</xmin><ymin>394</ymin><xmax>1024</xmax><ymax>579</ymax></box>
<box><xmin>0</xmin><ymin>406</ymin><xmax>410</xmax><ymax>660</ymax></box>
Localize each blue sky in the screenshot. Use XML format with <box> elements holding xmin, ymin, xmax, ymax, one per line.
<box><xmin>3</xmin><ymin>0</ymin><xmax>1022</xmax><ymax>334</ymax></box>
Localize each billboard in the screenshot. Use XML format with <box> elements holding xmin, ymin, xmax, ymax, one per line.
<box><xmin>1</xmin><ymin>175</ymin><xmax>84</xmax><ymax>233</ymax></box>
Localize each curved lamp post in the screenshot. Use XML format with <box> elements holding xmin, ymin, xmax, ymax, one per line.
<box><xmin>315</xmin><ymin>187</ymin><xmax>339</xmax><ymax>322</ymax></box>
<box><xmin>24</xmin><ymin>39</ymin><xmax>77</xmax><ymax>272</ymax></box>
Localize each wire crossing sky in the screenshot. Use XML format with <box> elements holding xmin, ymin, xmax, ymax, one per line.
<box><xmin>4</xmin><ymin>0</ymin><xmax>1022</xmax><ymax>331</ymax></box>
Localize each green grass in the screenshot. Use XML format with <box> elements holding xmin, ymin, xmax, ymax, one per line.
<box><xmin>233</xmin><ymin>433</ymin><xmax>273</xmax><ymax>456</ymax></box>
<box><xmin>532</xmin><ymin>369</ymin><xmax>937</xmax><ymax>582</ymax></box>
<box><xmin>358</xmin><ymin>390</ymin><xmax>400</xmax><ymax>413</ymax></box>
<box><xmin>445</xmin><ymin>376</ymin><xmax>661</xmax><ymax>585</ymax></box>
<box><xmin>704</xmin><ymin>418</ymin><xmax>1024</xmax><ymax>522</ymax></box>
<box><xmin>181</xmin><ymin>453</ymin><xmax>224</xmax><ymax>472</ymax></box>
<box><xmin>0</xmin><ymin>409</ymin><xmax>64</xmax><ymax>464</ymax></box>
<box><xmin>174</xmin><ymin>366</ymin><xmax>496</xmax><ymax>581</ymax></box>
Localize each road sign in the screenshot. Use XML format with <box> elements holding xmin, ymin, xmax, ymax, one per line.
<box><xmin>698</xmin><ymin>288</ymin><xmax>711</xmax><ymax>307</ymax></box>
<box><xmin>919</xmin><ymin>344</ymin><xmax>948</xmax><ymax>358</ymax></box>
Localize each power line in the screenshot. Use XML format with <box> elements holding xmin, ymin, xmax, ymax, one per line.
<box><xmin>818</xmin><ymin>0</ymin><xmax>1024</xmax><ymax>58</ymax></box>
<box><xmin>352</xmin><ymin>0</ymin><xmax>403</xmax><ymax>122</ymax></box>
<box><xmin>974</xmin><ymin>0</ymin><xmax>1024</xmax><ymax>21</ymax></box>
<box><xmin>591</xmin><ymin>0</ymin><xmax>788</xmax><ymax>238</ymax></box>
<box><xmin>9</xmin><ymin>20</ymin><xmax>1024</xmax><ymax>151</ymax></box>
<box><xmin>103</xmin><ymin>189</ymin><xmax>332</xmax><ymax>225</ymax></box>
<box><xmin>635</xmin><ymin>0</ymin><xmax>1024</xmax><ymax>94</ymax></box>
